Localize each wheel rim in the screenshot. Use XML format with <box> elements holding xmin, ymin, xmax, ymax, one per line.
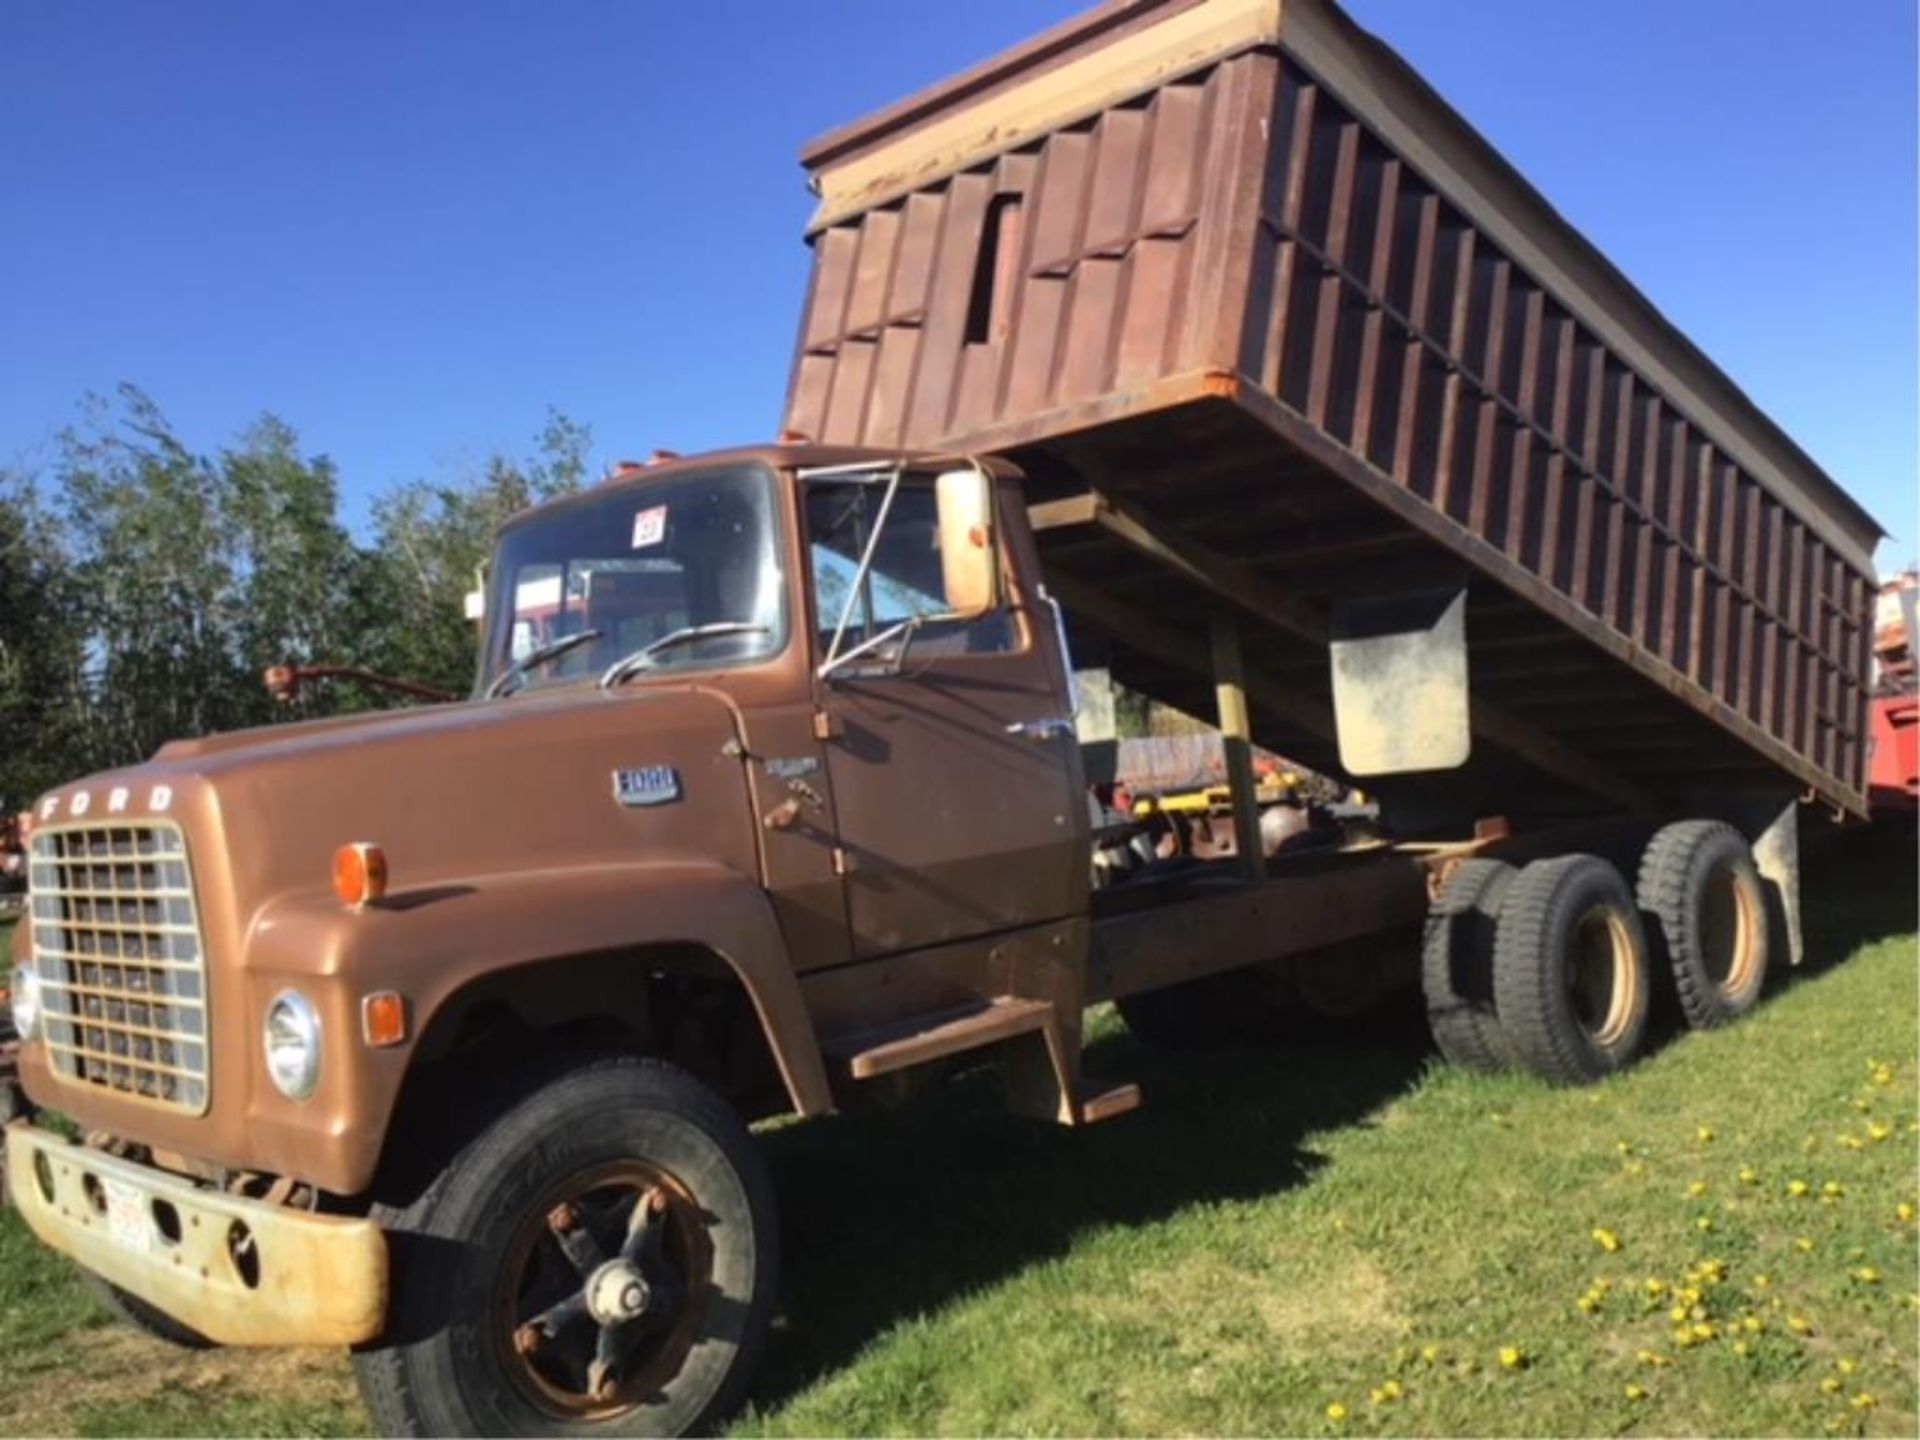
<box><xmin>1699</xmin><ymin>867</ymin><xmax>1761</xmax><ymax>995</ymax></box>
<box><xmin>493</xmin><ymin>1159</ymin><xmax>713</xmax><ymax>1421</ymax></box>
<box><xmin>1569</xmin><ymin>905</ymin><xmax>1637</xmax><ymax>1048</ymax></box>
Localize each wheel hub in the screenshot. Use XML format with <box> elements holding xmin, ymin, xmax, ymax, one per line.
<box><xmin>587</xmin><ymin>1260</ymin><xmax>652</xmax><ymax>1324</ymax></box>
<box><xmin>498</xmin><ymin>1170</ymin><xmax>709</xmax><ymax>1418</ymax></box>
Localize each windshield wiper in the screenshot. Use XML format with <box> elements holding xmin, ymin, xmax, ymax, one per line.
<box><xmin>599</xmin><ymin>622</ymin><xmax>770</xmax><ymax>689</ymax></box>
<box><xmin>484</xmin><ymin>628</ymin><xmax>604</xmax><ymax>699</ymax></box>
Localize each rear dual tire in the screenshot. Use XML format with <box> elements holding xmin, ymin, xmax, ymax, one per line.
<box><xmin>1493</xmin><ymin>854</ymin><xmax>1652</xmax><ymax>1085</ymax></box>
<box><xmin>1636</xmin><ymin>820</ymin><xmax>1770</xmax><ymax>1030</ymax></box>
<box><xmin>1421</xmin><ymin>858</ymin><xmax>1517</xmax><ymax>1071</ymax></box>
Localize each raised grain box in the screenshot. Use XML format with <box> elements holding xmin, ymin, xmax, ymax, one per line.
<box><xmin>785</xmin><ymin>0</ymin><xmax>1882</xmax><ymax>817</ymax></box>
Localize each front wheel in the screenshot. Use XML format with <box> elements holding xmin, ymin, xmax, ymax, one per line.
<box><xmin>85</xmin><ymin>1275</ymin><xmax>215</xmax><ymax>1350</ymax></box>
<box><xmin>354</xmin><ymin>1056</ymin><xmax>777</xmax><ymax>1438</ymax></box>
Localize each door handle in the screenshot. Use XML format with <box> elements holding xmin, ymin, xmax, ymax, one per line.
<box><xmin>1005</xmin><ymin>716</ymin><xmax>1076</xmax><ymax>742</ymax></box>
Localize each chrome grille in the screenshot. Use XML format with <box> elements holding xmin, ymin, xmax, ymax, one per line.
<box><xmin>27</xmin><ymin>822</ymin><xmax>210</xmax><ymax>1114</ymax></box>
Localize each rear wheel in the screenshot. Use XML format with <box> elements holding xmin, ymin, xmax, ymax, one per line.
<box><xmin>1637</xmin><ymin>820</ymin><xmax>1770</xmax><ymax>1029</ymax></box>
<box><xmin>1422</xmin><ymin>858</ymin><xmax>1517</xmax><ymax>1071</ymax></box>
<box><xmin>353</xmin><ymin>1055</ymin><xmax>776</xmax><ymax>1438</ymax></box>
<box><xmin>1493</xmin><ymin>855</ymin><xmax>1652</xmax><ymax>1085</ymax></box>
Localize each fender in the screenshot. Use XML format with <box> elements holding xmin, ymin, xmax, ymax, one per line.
<box><xmin>241</xmin><ymin>861</ymin><xmax>832</xmax><ymax>1194</ymax></box>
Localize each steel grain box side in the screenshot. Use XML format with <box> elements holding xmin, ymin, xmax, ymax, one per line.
<box><xmin>785</xmin><ymin>0</ymin><xmax>1880</xmax><ymax>815</ymax></box>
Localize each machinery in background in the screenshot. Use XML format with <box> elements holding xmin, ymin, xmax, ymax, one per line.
<box><xmin>1869</xmin><ymin>570</ymin><xmax>1918</xmax><ymax>813</ymax></box>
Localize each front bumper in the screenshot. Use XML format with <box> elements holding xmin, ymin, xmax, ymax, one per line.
<box><xmin>4</xmin><ymin>1122</ymin><xmax>387</xmax><ymax>1346</ymax></box>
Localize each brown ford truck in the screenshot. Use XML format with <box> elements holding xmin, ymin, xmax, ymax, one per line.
<box><xmin>4</xmin><ymin>0</ymin><xmax>1882</xmax><ymax>1435</ymax></box>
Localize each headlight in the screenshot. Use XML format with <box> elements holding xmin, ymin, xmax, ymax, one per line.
<box><xmin>263</xmin><ymin>990</ymin><xmax>321</xmax><ymax>1100</ymax></box>
<box><xmin>9</xmin><ymin>965</ymin><xmax>39</xmax><ymax>1041</ymax></box>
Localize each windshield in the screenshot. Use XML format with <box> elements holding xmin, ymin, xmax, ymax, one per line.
<box><xmin>480</xmin><ymin>465</ymin><xmax>786</xmax><ymax>694</ymax></box>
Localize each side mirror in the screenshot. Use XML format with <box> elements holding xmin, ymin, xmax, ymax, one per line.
<box><xmin>935</xmin><ymin>468</ymin><xmax>998</xmax><ymax>622</ymax></box>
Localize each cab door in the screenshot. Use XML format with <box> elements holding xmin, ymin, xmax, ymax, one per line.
<box><xmin>802</xmin><ymin>470</ymin><xmax>1086</xmax><ymax>960</ymax></box>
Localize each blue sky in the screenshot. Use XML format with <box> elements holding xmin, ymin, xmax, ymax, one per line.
<box><xmin>4</xmin><ymin>1</ymin><xmax>1914</xmax><ymax>565</ymax></box>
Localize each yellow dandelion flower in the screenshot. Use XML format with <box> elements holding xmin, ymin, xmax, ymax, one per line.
<box><xmin>1819</xmin><ymin>1377</ymin><xmax>1842</xmax><ymax>1395</ymax></box>
<box><xmin>1795</xmin><ymin>1236</ymin><xmax>1816</xmax><ymax>1253</ymax></box>
<box><xmin>1686</xmin><ymin>1179</ymin><xmax>1709</xmax><ymax>1198</ymax></box>
<box><xmin>1850</xmin><ymin>1393</ymin><xmax>1878</xmax><ymax>1411</ymax></box>
<box><xmin>1742</xmin><ymin>1315</ymin><xmax>1765</xmax><ymax>1333</ymax></box>
<box><xmin>1837</xmin><ymin>1358</ymin><xmax>1858</xmax><ymax>1375</ymax></box>
<box><xmin>1592</xmin><ymin>1227</ymin><xmax>1622</xmax><ymax>1253</ymax></box>
<box><xmin>1737</xmin><ymin>1165</ymin><xmax>1759</xmax><ymax>1185</ymax></box>
<box><xmin>1381</xmin><ymin>1379</ymin><xmax>1403</xmax><ymax>1401</ymax></box>
<box><xmin>1695</xmin><ymin>1215</ymin><xmax>1716</xmax><ymax>1233</ymax></box>
<box><xmin>1732</xmin><ymin>1339</ymin><xmax>1752</xmax><ymax>1357</ymax></box>
<box><xmin>1867</xmin><ymin>1121</ymin><xmax>1891</xmax><ymax>1142</ymax></box>
<box><xmin>1673</xmin><ymin>1327</ymin><xmax>1698</xmax><ymax>1349</ymax></box>
<box><xmin>1499</xmin><ymin>1346</ymin><xmax>1526</xmax><ymax>1370</ymax></box>
<box><xmin>1698</xmin><ymin>1259</ymin><xmax>1726</xmax><ymax>1282</ymax></box>
<box><xmin>1635</xmin><ymin>1349</ymin><xmax>1667</xmax><ymax>1368</ymax></box>
<box><xmin>1696</xmin><ymin>1125</ymin><xmax>1715</xmax><ymax>1143</ymax></box>
<box><xmin>1326</xmin><ymin>1401</ymin><xmax>1348</xmax><ymax>1422</ymax></box>
<box><xmin>1822</xmin><ymin>1180</ymin><xmax>1846</xmax><ymax>1198</ymax></box>
<box><xmin>1850</xmin><ymin>1097</ymin><xmax>1872</xmax><ymax>1113</ymax></box>
<box><xmin>1869</xmin><ymin>1063</ymin><xmax>1893</xmax><ymax>1087</ymax></box>
<box><xmin>1577</xmin><ymin>1294</ymin><xmax>1601</xmax><ymax>1315</ymax></box>
<box><xmin>1669</xmin><ymin>1302</ymin><xmax>1690</xmax><ymax>1323</ymax></box>
<box><xmin>1853</xmin><ymin>1266</ymin><xmax>1881</xmax><ymax>1284</ymax></box>
<box><xmin>1622</xmin><ymin>1160</ymin><xmax>1646</xmax><ymax>1178</ymax></box>
<box><xmin>1624</xmin><ymin>1383</ymin><xmax>1649</xmax><ymax>1401</ymax></box>
<box><xmin>1837</xmin><ymin>1134</ymin><xmax>1863</xmax><ymax>1151</ymax></box>
<box><xmin>1788</xmin><ymin>1314</ymin><xmax>1814</xmax><ymax>1335</ymax></box>
<box><xmin>1644</xmin><ymin>1277</ymin><xmax>1667</xmax><ymax>1297</ymax></box>
<box><xmin>1679</xmin><ymin>1285</ymin><xmax>1703</xmax><ymax>1305</ymax></box>
<box><xmin>1369</xmin><ymin>1387</ymin><xmax>1388</xmax><ymax>1406</ymax></box>
<box><xmin>1420</xmin><ymin>1344</ymin><xmax>1441</xmax><ymax>1365</ymax></box>
<box><xmin>1897</xmin><ymin>1202</ymin><xmax>1916</xmax><ymax>1224</ymax></box>
<box><xmin>1616</xmin><ymin>1140</ymin><xmax>1634</xmax><ymax>1155</ymax></box>
<box><xmin>1787</xmin><ymin>1179</ymin><xmax>1811</xmax><ymax>1197</ymax></box>
<box><xmin>1751</xmin><ymin>1273</ymin><xmax>1772</xmax><ymax>1289</ymax></box>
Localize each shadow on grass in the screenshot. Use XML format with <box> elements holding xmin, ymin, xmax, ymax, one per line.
<box><xmin>749</xmin><ymin>1016</ymin><xmax>1426</xmax><ymax>1414</ymax></box>
<box><xmin>746</xmin><ymin>821</ymin><xmax>1916</xmax><ymax>1415</ymax></box>
<box><xmin>1789</xmin><ymin>818</ymin><xmax>1918</xmax><ymax>982</ymax></box>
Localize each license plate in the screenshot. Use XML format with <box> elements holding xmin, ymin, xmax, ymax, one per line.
<box><xmin>103</xmin><ymin>1178</ymin><xmax>153</xmax><ymax>1254</ymax></box>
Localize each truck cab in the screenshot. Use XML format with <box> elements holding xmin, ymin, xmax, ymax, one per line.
<box><xmin>5</xmin><ymin>444</ymin><xmax>1140</xmax><ymax>1435</ymax></box>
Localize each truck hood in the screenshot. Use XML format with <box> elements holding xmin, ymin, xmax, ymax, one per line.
<box><xmin>29</xmin><ymin>684</ymin><xmax>764</xmax><ymax>926</ymax></box>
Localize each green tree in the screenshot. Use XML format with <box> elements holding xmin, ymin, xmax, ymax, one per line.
<box><xmin>56</xmin><ymin>386</ymin><xmax>249</xmax><ymax>768</ymax></box>
<box><xmin>0</xmin><ymin>470</ymin><xmax>88</xmax><ymax>810</ymax></box>
<box><xmin>222</xmin><ymin>415</ymin><xmax>355</xmax><ymax>723</ymax></box>
<box><xmin>356</xmin><ymin>408</ymin><xmax>592</xmax><ymax>694</ymax></box>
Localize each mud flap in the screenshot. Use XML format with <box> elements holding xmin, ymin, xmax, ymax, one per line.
<box><xmin>1329</xmin><ymin>587</ymin><xmax>1470</xmax><ymax>776</ymax></box>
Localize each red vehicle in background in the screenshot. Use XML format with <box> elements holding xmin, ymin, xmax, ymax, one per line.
<box><xmin>1869</xmin><ymin>572</ymin><xmax>1918</xmax><ymax>814</ymax></box>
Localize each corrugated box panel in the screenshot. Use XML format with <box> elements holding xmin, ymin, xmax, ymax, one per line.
<box><xmin>788</xmin><ymin>55</ymin><xmax>1254</xmax><ymax>450</ymax></box>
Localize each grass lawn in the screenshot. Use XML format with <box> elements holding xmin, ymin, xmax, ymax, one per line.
<box><xmin>1</xmin><ymin>826</ymin><xmax>1914</xmax><ymax>1437</ymax></box>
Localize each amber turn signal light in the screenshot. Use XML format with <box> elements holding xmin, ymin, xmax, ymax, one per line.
<box><xmin>332</xmin><ymin>842</ymin><xmax>388</xmax><ymax>909</ymax></box>
<box><xmin>361</xmin><ymin>990</ymin><xmax>408</xmax><ymax>1047</ymax></box>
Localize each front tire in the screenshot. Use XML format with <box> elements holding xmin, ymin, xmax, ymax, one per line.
<box><xmin>353</xmin><ymin>1056</ymin><xmax>777</xmax><ymax>1438</ymax></box>
<box><xmin>85</xmin><ymin>1275</ymin><xmax>215</xmax><ymax>1350</ymax></box>
<box><xmin>1493</xmin><ymin>855</ymin><xmax>1652</xmax><ymax>1085</ymax></box>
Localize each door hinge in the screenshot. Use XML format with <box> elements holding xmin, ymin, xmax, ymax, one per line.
<box><xmin>812</xmin><ymin>710</ymin><xmax>844</xmax><ymax>741</ymax></box>
<box><xmin>831</xmin><ymin>846</ymin><xmax>857</xmax><ymax>876</ymax></box>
